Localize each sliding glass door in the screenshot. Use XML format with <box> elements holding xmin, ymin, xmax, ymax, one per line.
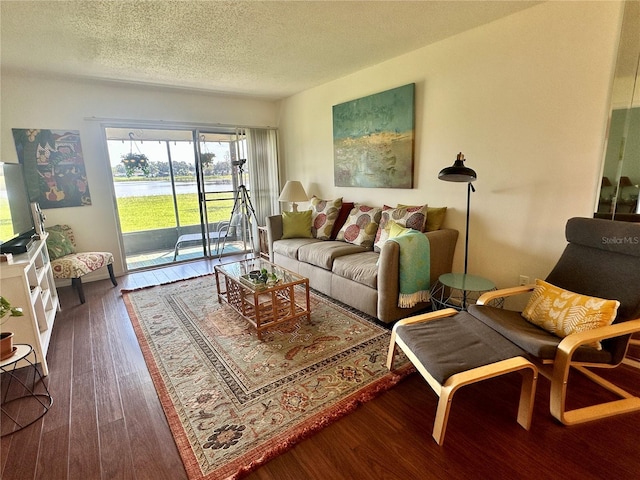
<box><xmin>105</xmin><ymin>127</ymin><xmax>252</xmax><ymax>270</ymax></box>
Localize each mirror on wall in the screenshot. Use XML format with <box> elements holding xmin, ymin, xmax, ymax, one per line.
<box><xmin>596</xmin><ymin>1</ymin><xmax>640</xmax><ymax>221</ymax></box>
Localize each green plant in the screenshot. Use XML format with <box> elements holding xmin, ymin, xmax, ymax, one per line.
<box><xmin>0</xmin><ymin>296</ymin><xmax>23</xmax><ymax>321</ymax></box>
<box><xmin>121</xmin><ymin>152</ymin><xmax>150</xmax><ymax>177</ymax></box>
<box><xmin>200</xmin><ymin>152</ymin><xmax>216</xmax><ymax>167</ymax></box>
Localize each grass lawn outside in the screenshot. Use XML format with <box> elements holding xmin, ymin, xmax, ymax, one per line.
<box><xmin>116</xmin><ymin>193</ymin><xmax>234</xmax><ymax>233</ymax></box>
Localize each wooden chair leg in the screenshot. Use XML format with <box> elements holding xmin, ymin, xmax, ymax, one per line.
<box><xmin>71</xmin><ymin>277</ymin><xmax>85</xmax><ymax>304</ymax></box>
<box><xmin>107</xmin><ymin>264</ymin><xmax>118</xmax><ymax>286</ymax></box>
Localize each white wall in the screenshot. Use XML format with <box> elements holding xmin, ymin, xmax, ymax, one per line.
<box><xmin>277</xmin><ymin>1</ymin><xmax>623</xmax><ymax>305</ymax></box>
<box><xmin>1</xmin><ymin>74</ymin><xmax>279</xmax><ymax>280</ymax></box>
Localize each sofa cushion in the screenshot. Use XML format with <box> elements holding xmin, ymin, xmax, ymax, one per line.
<box><xmin>467</xmin><ymin>304</ymin><xmax>613</xmax><ymax>364</ymax></box>
<box><xmin>374</xmin><ymin>205</ymin><xmax>427</xmax><ymax>252</ymax></box>
<box><xmin>297</xmin><ymin>240</ymin><xmax>369</xmax><ymax>270</ymax></box>
<box><xmin>522</xmin><ymin>279</ymin><xmax>619</xmax><ymax>350</ymax></box>
<box><xmin>331</xmin><ymin>251</ymin><xmax>379</xmax><ymax>289</ymax></box>
<box><xmin>309</xmin><ymin>196</ymin><xmax>342</xmax><ymax>240</ymax></box>
<box><xmin>273</xmin><ymin>238</ymin><xmax>322</xmax><ymax>260</ymax></box>
<box><xmin>282</xmin><ymin>211</ymin><xmax>313</xmax><ymax>239</ymax></box>
<box><xmin>336</xmin><ymin>204</ymin><xmax>381</xmax><ymax>249</ymax></box>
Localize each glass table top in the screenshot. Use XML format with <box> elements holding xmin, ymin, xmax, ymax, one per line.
<box><xmin>438</xmin><ymin>273</ymin><xmax>496</xmax><ymax>292</ymax></box>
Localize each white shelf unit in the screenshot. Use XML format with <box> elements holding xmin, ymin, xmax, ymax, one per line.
<box><xmin>0</xmin><ymin>234</ymin><xmax>59</xmax><ymax>375</ymax></box>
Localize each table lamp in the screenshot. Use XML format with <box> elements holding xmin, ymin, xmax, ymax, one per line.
<box><xmin>278</xmin><ymin>181</ymin><xmax>308</xmax><ymax>212</ymax></box>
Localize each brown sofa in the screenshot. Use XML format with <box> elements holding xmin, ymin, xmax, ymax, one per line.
<box><xmin>265</xmin><ymin>214</ymin><xmax>458</xmax><ymax>323</ymax></box>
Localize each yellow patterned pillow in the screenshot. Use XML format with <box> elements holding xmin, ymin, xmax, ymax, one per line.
<box><xmin>522</xmin><ymin>279</ymin><xmax>620</xmax><ymax>350</ymax></box>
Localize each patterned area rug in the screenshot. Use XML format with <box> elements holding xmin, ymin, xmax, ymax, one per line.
<box><xmin>122</xmin><ymin>274</ymin><xmax>412</xmax><ymax>480</ymax></box>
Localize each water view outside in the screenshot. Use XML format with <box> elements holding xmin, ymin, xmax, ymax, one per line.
<box><xmin>107</xmin><ymin>139</ymin><xmax>239</xmax><ymax>232</ymax></box>
<box><xmin>105</xmin><ymin>130</ymin><xmax>251</xmax><ymax>268</ymax></box>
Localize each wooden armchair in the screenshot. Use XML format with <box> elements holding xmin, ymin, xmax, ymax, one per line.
<box><xmin>46</xmin><ymin>224</ymin><xmax>118</xmax><ymax>304</ymax></box>
<box><xmin>469</xmin><ymin>217</ymin><xmax>640</xmax><ymax>425</ymax></box>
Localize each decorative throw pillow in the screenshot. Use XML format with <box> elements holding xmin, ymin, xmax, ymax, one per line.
<box><xmin>45</xmin><ymin>225</ymin><xmax>77</xmax><ymax>260</ymax></box>
<box><xmin>282</xmin><ymin>211</ymin><xmax>313</xmax><ymax>239</ymax></box>
<box><xmin>309</xmin><ymin>196</ymin><xmax>342</xmax><ymax>240</ymax></box>
<box><xmin>373</xmin><ymin>204</ymin><xmax>427</xmax><ymax>252</ymax></box>
<box><xmin>388</xmin><ymin>220</ymin><xmax>413</xmax><ymax>239</ymax></box>
<box><xmin>425</xmin><ymin>206</ymin><xmax>447</xmax><ymax>231</ymax></box>
<box><xmin>330</xmin><ymin>201</ymin><xmax>354</xmax><ymax>240</ymax></box>
<box><xmin>336</xmin><ymin>204</ymin><xmax>381</xmax><ymax>249</ymax></box>
<box><xmin>522</xmin><ymin>279</ymin><xmax>620</xmax><ymax>350</ymax></box>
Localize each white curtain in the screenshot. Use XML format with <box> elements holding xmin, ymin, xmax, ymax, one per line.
<box><xmin>246</xmin><ymin>128</ymin><xmax>280</xmax><ymax>226</ymax></box>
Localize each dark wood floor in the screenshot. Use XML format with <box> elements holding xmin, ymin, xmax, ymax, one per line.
<box><xmin>2</xmin><ymin>258</ymin><xmax>640</xmax><ymax>480</ymax></box>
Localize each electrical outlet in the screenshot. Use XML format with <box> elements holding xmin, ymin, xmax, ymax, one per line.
<box><xmin>519</xmin><ymin>275</ymin><xmax>530</xmax><ymax>286</ymax></box>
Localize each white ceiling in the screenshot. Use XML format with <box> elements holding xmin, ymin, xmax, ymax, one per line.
<box><xmin>1</xmin><ymin>1</ymin><xmax>540</xmax><ymax>100</ymax></box>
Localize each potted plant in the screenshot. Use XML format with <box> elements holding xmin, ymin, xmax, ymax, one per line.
<box><xmin>200</xmin><ymin>152</ymin><xmax>216</xmax><ymax>168</ymax></box>
<box><xmin>121</xmin><ymin>152</ymin><xmax>150</xmax><ymax>177</ymax></box>
<box><xmin>1</xmin><ymin>296</ymin><xmax>24</xmax><ymax>361</ymax></box>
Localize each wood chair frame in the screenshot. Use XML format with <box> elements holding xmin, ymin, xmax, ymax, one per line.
<box><xmin>387</xmin><ymin>308</ymin><xmax>538</xmax><ymax>445</ymax></box>
<box><xmin>477</xmin><ymin>287</ymin><xmax>640</xmax><ymax>425</ymax></box>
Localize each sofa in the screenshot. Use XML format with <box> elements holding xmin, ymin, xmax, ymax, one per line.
<box><xmin>265</xmin><ymin>199</ymin><xmax>458</xmax><ymax>323</ymax></box>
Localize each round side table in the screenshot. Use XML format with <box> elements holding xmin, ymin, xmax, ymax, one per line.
<box><xmin>430</xmin><ymin>273</ymin><xmax>504</xmax><ymax>311</ymax></box>
<box><xmin>1</xmin><ymin>344</ymin><xmax>53</xmax><ymax>437</ymax></box>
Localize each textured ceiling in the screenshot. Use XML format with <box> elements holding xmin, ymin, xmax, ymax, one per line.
<box><xmin>1</xmin><ymin>1</ymin><xmax>540</xmax><ymax>100</ymax></box>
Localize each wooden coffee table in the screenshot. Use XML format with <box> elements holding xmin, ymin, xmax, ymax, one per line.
<box><xmin>214</xmin><ymin>258</ymin><xmax>310</xmax><ymax>339</ymax></box>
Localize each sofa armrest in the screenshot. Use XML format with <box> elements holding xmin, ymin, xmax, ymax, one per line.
<box><xmin>377</xmin><ymin>228</ymin><xmax>458</xmax><ymax>322</ymax></box>
<box><xmin>423</xmin><ymin>229</ymin><xmax>459</xmax><ymax>285</ymax></box>
<box><xmin>265</xmin><ymin>215</ymin><xmax>283</xmax><ymax>262</ymax></box>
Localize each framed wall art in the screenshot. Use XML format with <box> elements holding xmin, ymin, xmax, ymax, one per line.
<box><xmin>333</xmin><ymin>83</ymin><xmax>415</xmax><ymax>188</ymax></box>
<box><xmin>12</xmin><ymin>128</ymin><xmax>92</xmax><ymax>209</ymax></box>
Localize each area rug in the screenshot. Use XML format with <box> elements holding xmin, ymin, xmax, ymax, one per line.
<box><xmin>122</xmin><ymin>274</ymin><xmax>412</xmax><ymax>480</ymax></box>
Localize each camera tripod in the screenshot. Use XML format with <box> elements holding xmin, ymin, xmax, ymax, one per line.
<box><xmin>219</xmin><ymin>161</ymin><xmax>259</xmax><ymax>258</ymax></box>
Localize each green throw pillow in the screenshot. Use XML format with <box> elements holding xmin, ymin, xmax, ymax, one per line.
<box><xmin>45</xmin><ymin>225</ymin><xmax>76</xmax><ymax>260</ymax></box>
<box><xmin>426</xmin><ymin>207</ymin><xmax>447</xmax><ymax>231</ymax></box>
<box><xmin>388</xmin><ymin>220</ymin><xmax>413</xmax><ymax>238</ymax></box>
<box><xmin>282</xmin><ymin>211</ymin><xmax>313</xmax><ymax>239</ymax></box>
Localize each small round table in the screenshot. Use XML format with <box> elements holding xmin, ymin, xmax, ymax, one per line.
<box><xmin>430</xmin><ymin>273</ymin><xmax>504</xmax><ymax>311</ymax></box>
<box><xmin>1</xmin><ymin>344</ymin><xmax>53</xmax><ymax>437</ymax></box>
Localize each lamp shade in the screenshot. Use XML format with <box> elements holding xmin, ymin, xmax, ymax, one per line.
<box><xmin>278</xmin><ymin>181</ymin><xmax>308</xmax><ymax>203</ymax></box>
<box><xmin>438</xmin><ymin>152</ymin><xmax>477</xmax><ymax>183</ymax></box>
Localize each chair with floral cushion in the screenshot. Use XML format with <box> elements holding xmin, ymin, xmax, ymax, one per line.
<box><xmin>45</xmin><ymin>224</ymin><xmax>117</xmax><ymax>304</ymax></box>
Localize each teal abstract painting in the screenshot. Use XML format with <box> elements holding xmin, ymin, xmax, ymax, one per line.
<box><xmin>333</xmin><ymin>84</ymin><xmax>415</xmax><ymax>188</ymax></box>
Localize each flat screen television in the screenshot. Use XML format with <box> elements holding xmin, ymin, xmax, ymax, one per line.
<box><xmin>0</xmin><ymin>162</ymin><xmax>36</xmax><ymax>253</ymax></box>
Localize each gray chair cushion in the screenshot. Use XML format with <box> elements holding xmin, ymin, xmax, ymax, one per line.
<box><xmin>331</xmin><ymin>251</ymin><xmax>379</xmax><ymax>288</ymax></box>
<box><xmin>547</xmin><ymin>218</ymin><xmax>640</xmax><ymax>324</ymax></box>
<box><xmin>468</xmin><ymin>304</ymin><xmax>613</xmax><ymax>364</ymax></box>
<box><xmin>396</xmin><ymin>311</ymin><xmax>526</xmax><ymax>385</ymax></box>
<box><xmin>544</xmin><ymin>217</ymin><xmax>640</xmax><ymax>364</ymax></box>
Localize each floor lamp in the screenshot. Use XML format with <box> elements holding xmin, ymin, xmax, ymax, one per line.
<box><xmin>438</xmin><ymin>152</ymin><xmax>477</xmax><ymax>276</ymax></box>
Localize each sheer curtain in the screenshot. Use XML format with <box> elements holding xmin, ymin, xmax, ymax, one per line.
<box><xmin>246</xmin><ymin>128</ymin><xmax>280</xmax><ymax>226</ymax></box>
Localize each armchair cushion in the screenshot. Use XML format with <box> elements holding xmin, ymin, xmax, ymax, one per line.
<box><xmin>522</xmin><ymin>279</ymin><xmax>620</xmax><ymax>349</ymax></box>
<box><xmin>45</xmin><ymin>224</ymin><xmax>76</xmax><ymax>259</ymax></box>
<box><xmin>50</xmin><ymin>251</ymin><xmax>114</xmax><ymax>279</ymax></box>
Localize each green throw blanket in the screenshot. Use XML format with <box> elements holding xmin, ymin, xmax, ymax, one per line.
<box><xmin>387</xmin><ymin>230</ymin><xmax>431</xmax><ymax>308</ymax></box>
